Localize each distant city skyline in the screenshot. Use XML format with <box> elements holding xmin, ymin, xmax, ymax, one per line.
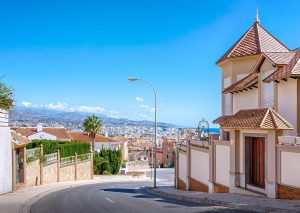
<box><xmin>1</xmin><ymin>0</ymin><xmax>300</xmax><ymax>127</ymax></box>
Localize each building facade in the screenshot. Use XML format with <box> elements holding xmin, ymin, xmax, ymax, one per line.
<box><xmin>175</xmin><ymin>14</ymin><xmax>300</xmax><ymax>199</ymax></box>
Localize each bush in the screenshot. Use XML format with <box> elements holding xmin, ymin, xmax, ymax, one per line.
<box><xmin>26</xmin><ymin>140</ymin><xmax>90</xmax><ymax>158</ymax></box>
<box><xmin>93</xmin><ymin>148</ymin><xmax>122</xmax><ymax>175</ymax></box>
<box><xmin>100</xmin><ymin>160</ymin><xmax>111</xmax><ymax>174</ymax></box>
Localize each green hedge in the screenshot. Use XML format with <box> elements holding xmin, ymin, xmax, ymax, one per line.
<box><xmin>26</xmin><ymin>140</ymin><xmax>90</xmax><ymax>158</ymax></box>
<box><xmin>94</xmin><ymin>149</ymin><xmax>122</xmax><ymax>175</ymax></box>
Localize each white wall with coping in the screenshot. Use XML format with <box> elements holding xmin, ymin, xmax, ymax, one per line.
<box><xmin>178</xmin><ymin>152</ymin><xmax>187</xmax><ymax>184</ymax></box>
<box><xmin>0</xmin><ymin>110</ymin><xmax>12</xmax><ymax>195</ymax></box>
<box><xmin>278</xmin><ymin>79</ymin><xmax>297</xmax><ymax>136</ymax></box>
<box><xmin>215</xmin><ymin>144</ymin><xmax>230</xmax><ymax>187</ymax></box>
<box><xmin>190</xmin><ymin>149</ymin><xmax>209</xmax><ymax>185</ymax></box>
<box><xmin>233</xmin><ymin>89</ymin><xmax>259</xmax><ymax>114</ymax></box>
<box><xmin>281</xmin><ymin>151</ymin><xmax>300</xmax><ymax>188</ymax></box>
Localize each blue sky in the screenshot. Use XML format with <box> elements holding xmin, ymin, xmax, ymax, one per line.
<box><xmin>1</xmin><ymin>0</ymin><xmax>300</xmax><ymax>127</ymax></box>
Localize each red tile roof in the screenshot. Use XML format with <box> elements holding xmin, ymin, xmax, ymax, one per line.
<box><xmin>68</xmin><ymin>132</ymin><xmax>119</xmax><ymax>143</ymax></box>
<box><xmin>222</xmin><ymin>72</ymin><xmax>259</xmax><ymax>94</ymax></box>
<box><xmin>263</xmin><ymin>52</ymin><xmax>295</xmax><ymax>65</ymax></box>
<box><xmin>216</xmin><ymin>22</ymin><xmax>289</xmax><ymax>64</ymax></box>
<box><xmin>263</xmin><ymin>49</ymin><xmax>300</xmax><ymax>83</ymax></box>
<box><xmin>218</xmin><ymin>108</ymin><xmax>293</xmax><ymax>130</ymax></box>
<box><xmin>212</xmin><ymin>115</ymin><xmax>233</xmax><ymax>125</ymax></box>
<box><xmin>13</xmin><ymin>127</ymin><xmax>71</xmax><ymax>140</ymax></box>
<box><xmin>11</xmin><ymin>130</ymin><xmax>31</xmax><ymax>146</ymax></box>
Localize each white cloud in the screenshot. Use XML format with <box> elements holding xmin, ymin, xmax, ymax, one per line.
<box><xmin>21</xmin><ymin>101</ymin><xmax>32</xmax><ymax>107</ymax></box>
<box><xmin>77</xmin><ymin>106</ymin><xmax>106</xmax><ymax>113</ymax></box>
<box><xmin>139</xmin><ymin>104</ymin><xmax>149</xmax><ymax>109</ymax></box>
<box><xmin>135</xmin><ymin>96</ymin><xmax>144</xmax><ymax>103</ymax></box>
<box><xmin>45</xmin><ymin>102</ymin><xmax>69</xmax><ymax>111</ymax></box>
<box><xmin>150</xmin><ymin>107</ymin><xmax>156</xmax><ymax>113</ymax></box>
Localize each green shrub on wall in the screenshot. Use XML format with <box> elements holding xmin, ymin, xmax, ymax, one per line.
<box><xmin>26</xmin><ymin>140</ymin><xmax>90</xmax><ymax>158</ymax></box>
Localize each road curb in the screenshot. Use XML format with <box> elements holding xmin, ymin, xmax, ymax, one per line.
<box><xmin>146</xmin><ymin>187</ymin><xmax>298</xmax><ymax>213</ymax></box>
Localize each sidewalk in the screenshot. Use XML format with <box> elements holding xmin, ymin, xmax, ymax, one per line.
<box><xmin>0</xmin><ymin>175</ymin><xmax>151</xmax><ymax>213</ymax></box>
<box><xmin>147</xmin><ymin>186</ymin><xmax>300</xmax><ymax>213</ymax></box>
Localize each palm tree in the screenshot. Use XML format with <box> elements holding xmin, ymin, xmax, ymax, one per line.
<box><xmin>83</xmin><ymin>115</ymin><xmax>102</xmax><ymax>152</ymax></box>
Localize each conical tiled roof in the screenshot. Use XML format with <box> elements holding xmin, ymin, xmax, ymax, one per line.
<box><xmin>219</xmin><ymin>108</ymin><xmax>293</xmax><ymax>130</ymax></box>
<box><xmin>216</xmin><ymin>22</ymin><xmax>289</xmax><ymax>64</ymax></box>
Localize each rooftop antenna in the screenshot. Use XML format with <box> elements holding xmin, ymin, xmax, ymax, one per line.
<box><xmin>255</xmin><ymin>6</ymin><xmax>260</xmax><ymax>23</ymax></box>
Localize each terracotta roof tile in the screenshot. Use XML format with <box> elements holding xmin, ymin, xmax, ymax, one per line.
<box><xmin>216</xmin><ymin>22</ymin><xmax>289</xmax><ymax>64</ymax></box>
<box><xmin>68</xmin><ymin>131</ymin><xmax>119</xmax><ymax>143</ymax></box>
<box><xmin>212</xmin><ymin>115</ymin><xmax>233</xmax><ymax>125</ymax></box>
<box><xmin>11</xmin><ymin>130</ymin><xmax>31</xmax><ymax>146</ymax></box>
<box><xmin>263</xmin><ymin>49</ymin><xmax>300</xmax><ymax>83</ymax></box>
<box><xmin>12</xmin><ymin>127</ymin><xmax>71</xmax><ymax>140</ymax></box>
<box><xmin>222</xmin><ymin>72</ymin><xmax>259</xmax><ymax>94</ymax></box>
<box><xmin>263</xmin><ymin>52</ymin><xmax>295</xmax><ymax>65</ymax></box>
<box><xmin>220</xmin><ymin>108</ymin><xmax>293</xmax><ymax>130</ymax></box>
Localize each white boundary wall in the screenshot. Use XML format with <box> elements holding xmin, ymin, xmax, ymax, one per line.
<box><xmin>215</xmin><ymin>144</ymin><xmax>230</xmax><ymax>187</ymax></box>
<box><xmin>178</xmin><ymin>152</ymin><xmax>187</xmax><ymax>184</ymax></box>
<box><xmin>190</xmin><ymin>149</ymin><xmax>209</xmax><ymax>185</ymax></box>
<box><xmin>0</xmin><ymin>110</ymin><xmax>12</xmax><ymax>194</ymax></box>
<box><xmin>281</xmin><ymin>151</ymin><xmax>300</xmax><ymax>188</ymax></box>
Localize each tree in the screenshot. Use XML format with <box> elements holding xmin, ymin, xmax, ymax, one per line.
<box><xmin>0</xmin><ymin>80</ymin><xmax>14</xmax><ymax>110</ymax></box>
<box><xmin>83</xmin><ymin>115</ymin><xmax>102</xmax><ymax>152</ymax></box>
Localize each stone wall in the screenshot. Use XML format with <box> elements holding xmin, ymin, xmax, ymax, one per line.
<box><xmin>43</xmin><ymin>162</ymin><xmax>57</xmax><ymax>185</ymax></box>
<box><xmin>60</xmin><ymin>164</ymin><xmax>75</xmax><ymax>182</ymax></box>
<box><xmin>76</xmin><ymin>161</ymin><xmax>92</xmax><ymax>181</ymax></box>
<box><xmin>23</xmin><ymin>152</ymin><xmax>92</xmax><ymax>191</ymax></box>
<box><xmin>26</xmin><ymin>159</ymin><xmax>40</xmax><ymax>187</ymax></box>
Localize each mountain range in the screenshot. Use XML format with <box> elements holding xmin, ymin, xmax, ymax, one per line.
<box><xmin>9</xmin><ymin>106</ymin><xmax>179</xmax><ymax>129</ymax></box>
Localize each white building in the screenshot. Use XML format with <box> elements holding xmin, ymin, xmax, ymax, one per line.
<box><xmin>0</xmin><ymin>109</ymin><xmax>12</xmax><ymax>195</ymax></box>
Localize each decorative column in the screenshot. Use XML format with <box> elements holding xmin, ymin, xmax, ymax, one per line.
<box><xmin>229</xmin><ymin>130</ymin><xmax>240</xmax><ymax>192</ymax></box>
<box><xmin>57</xmin><ymin>149</ymin><xmax>60</xmax><ymax>182</ymax></box>
<box><xmin>12</xmin><ymin>148</ymin><xmax>16</xmax><ymax>191</ymax></box>
<box><xmin>75</xmin><ymin>153</ymin><xmax>78</xmax><ymax>181</ymax></box>
<box><xmin>186</xmin><ymin>140</ymin><xmax>191</xmax><ymax>190</ymax></box>
<box><xmin>266</xmin><ymin>130</ymin><xmax>277</xmax><ymax>198</ymax></box>
<box><xmin>208</xmin><ymin>140</ymin><xmax>215</xmax><ymax>193</ymax></box>
<box><xmin>90</xmin><ymin>151</ymin><xmax>94</xmax><ymax>180</ymax></box>
<box><xmin>40</xmin><ymin>144</ymin><xmax>44</xmax><ymax>185</ymax></box>
<box><xmin>23</xmin><ymin>146</ymin><xmax>27</xmax><ymax>187</ymax></box>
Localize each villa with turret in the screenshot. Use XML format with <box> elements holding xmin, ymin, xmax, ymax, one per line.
<box><xmin>175</xmin><ymin>12</ymin><xmax>300</xmax><ymax>199</ymax></box>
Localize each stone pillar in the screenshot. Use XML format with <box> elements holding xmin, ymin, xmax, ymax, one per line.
<box><xmin>57</xmin><ymin>149</ymin><xmax>60</xmax><ymax>182</ymax></box>
<box><xmin>12</xmin><ymin>148</ymin><xmax>16</xmax><ymax>191</ymax></box>
<box><xmin>90</xmin><ymin>151</ymin><xmax>94</xmax><ymax>180</ymax></box>
<box><xmin>23</xmin><ymin>146</ymin><xmax>27</xmax><ymax>186</ymax></box>
<box><xmin>186</xmin><ymin>140</ymin><xmax>191</xmax><ymax>190</ymax></box>
<box><xmin>229</xmin><ymin>130</ymin><xmax>240</xmax><ymax>192</ymax></box>
<box><xmin>174</xmin><ymin>150</ymin><xmax>178</xmax><ymax>188</ymax></box>
<box><xmin>75</xmin><ymin>153</ymin><xmax>78</xmax><ymax>181</ymax></box>
<box><xmin>40</xmin><ymin>145</ymin><xmax>44</xmax><ymax>185</ymax></box>
<box><xmin>266</xmin><ymin>130</ymin><xmax>277</xmax><ymax>198</ymax></box>
<box><xmin>208</xmin><ymin>140</ymin><xmax>215</xmax><ymax>193</ymax></box>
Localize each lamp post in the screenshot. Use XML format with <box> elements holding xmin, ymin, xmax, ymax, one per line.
<box><xmin>128</xmin><ymin>77</ymin><xmax>157</xmax><ymax>188</ymax></box>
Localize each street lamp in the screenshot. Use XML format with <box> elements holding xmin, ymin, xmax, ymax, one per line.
<box><xmin>128</xmin><ymin>77</ymin><xmax>157</xmax><ymax>188</ymax></box>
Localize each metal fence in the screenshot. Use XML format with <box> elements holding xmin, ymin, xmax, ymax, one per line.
<box><xmin>77</xmin><ymin>153</ymin><xmax>91</xmax><ymax>162</ymax></box>
<box><xmin>44</xmin><ymin>153</ymin><xmax>58</xmax><ymax>165</ymax></box>
<box><xmin>60</xmin><ymin>156</ymin><xmax>76</xmax><ymax>165</ymax></box>
<box><xmin>26</xmin><ymin>148</ymin><xmax>40</xmax><ymax>158</ymax></box>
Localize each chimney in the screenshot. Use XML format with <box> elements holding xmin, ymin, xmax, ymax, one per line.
<box><xmin>37</xmin><ymin>123</ymin><xmax>43</xmax><ymax>132</ymax></box>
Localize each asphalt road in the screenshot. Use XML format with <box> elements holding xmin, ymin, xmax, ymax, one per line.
<box><xmin>30</xmin><ymin>170</ymin><xmax>256</xmax><ymax>213</ymax></box>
